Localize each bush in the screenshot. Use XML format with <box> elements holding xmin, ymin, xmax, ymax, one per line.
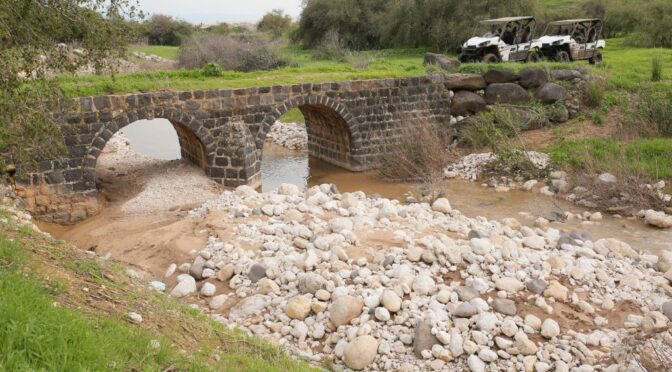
<box><xmin>201</xmin><ymin>62</ymin><xmax>223</xmax><ymax>77</ymax></box>
<box><xmin>313</xmin><ymin>30</ymin><xmax>347</xmax><ymax>61</ymax></box>
<box><xmin>652</xmin><ymin>53</ymin><xmax>663</xmax><ymax>82</ymax></box>
<box><xmin>178</xmin><ymin>33</ymin><xmax>287</xmax><ymax>72</ymax></box>
<box><xmin>378</xmin><ymin>123</ymin><xmax>455</xmax><ymax>184</ymax></box>
<box><xmin>143</xmin><ymin>14</ymin><xmax>194</xmax><ymax>46</ymax></box>
<box><xmin>462</xmin><ymin>107</ymin><xmax>523</xmax><ymax>150</ymax></box>
<box><xmin>257</xmin><ymin>9</ymin><xmax>292</xmax><ymax>38</ymax></box>
<box><xmin>582</xmin><ymin>76</ymin><xmax>608</xmax><ymax>108</ymax></box>
<box><xmin>630</xmin><ymin>90</ymin><xmax>672</xmax><ymax>137</ymax></box>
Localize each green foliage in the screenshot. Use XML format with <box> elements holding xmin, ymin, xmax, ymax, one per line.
<box><xmin>548</xmin><ymin>138</ymin><xmax>672</xmax><ymax>180</ymax></box>
<box><xmin>463</xmin><ymin>107</ymin><xmax>524</xmax><ymax>150</ymax></box>
<box><xmin>652</xmin><ymin>52</ymin><xmax>663</xmax><ymax>82</ymax></box>
<box><xmin>0</xmin><ymin>236</ymin><xmax>185</xmax><ymax>371</ymax></box>
<box><xmin>142</xmin><ymin>14</ymin><xmax>194</xmax><ymax>46</ymax></box>
<box><xmin>624</xmin><ymin>89</ymin><xmax>672</xmax><ymax>137</ymax></box>
<box><xmin>0</xmin><ymin>0</ymin><xmax>140</xmax><ymax>172</ymax></box>
<box><xmin>257</xmin><ymin>9</ymin><xmax>293</xmax><ymax>38</ymax></box>
<box><xmin>201</xmin><ymin>62</ymin><xmax>224</xmax><ymax>77</ymax></box>
<box><xmin>278</xmin><ymin>108</ymin><xmax>305</xmax><ymax>124</ymax></box>
<box><xmin>207</xmin><ymin>22</ymin><xmax>231</xmax><ymax>36</ymax></box>
<box><xmin>582</xmin><ymin>76</ymin><xmax>608</xmax><ymax>108</ymax></box>
<box><xmin>294</xmin><ymin>0</ymin><xmax>536</xmax><ymax>51</ymax></box>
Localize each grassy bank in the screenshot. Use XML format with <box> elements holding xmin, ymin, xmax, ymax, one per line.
<box><xmin>129</xmin><ymin>44</ymin><xmax>180</xmax><ymax>60</ymax></box>
<box><xmin>547</xmin><ymin>137</ymin><xmax>672</xmax><ymax>180</ymax></box>
<box><xmin>0</xmin><ymin>208</ymin><xmax>314</xmax><ymax>371</ymax></box>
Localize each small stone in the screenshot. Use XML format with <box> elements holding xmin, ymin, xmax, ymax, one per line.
<box><xmin>412</xmin><ymin>274</ymin><xmax>436</xmax><ymax>295</ymax></box>
<box><xmin>492</xmin><ymin>298</ymin><xmax>517</xmax><ymax>316</ymax></box>
<box><xmin>540</xmin><ymin>318</ymin><xmax>560</xmax><ymax>338</ymax></box>
<box><xmin>329</xmin><ymin>296</ymin><xmax>364</xmax><ymax>327</ymax></box>
<box><xmin>381</xmin><ymin>290</ymin><xmax>402</xmax><ymax>312</ymax></box>
<box><xmin>547</xmin><ymin>256</ymin><xmax>566</xmax><ymax>270</ymax></box>
<box><xmin>214</xmin><ymin>264</ymin><xmax>233</xmax><ymax>281</ymax></box>
<box><xmin>662</xmin><ymin>302</ymin><xmax>672</xmax><ymax>321</ymax></box>
<box><xmin>209</xmin><ymin>294</ymin><xmax>228</xmax><ymax>310</ymax></box>
<box><xmin>343</xmin><ymin>336</ymin><xmax>378</xmax><ymax>370</ymax></box>
<box><xmin>522</xmin><ymin>236</ymin><xmax>545</xmax><ymax>250</ymax></box>
<box><xmin>189</xmin><ymin>256</ymin><xmax>206</xmax><ymax>280</ymax></box>
<box><xmin>414</xmin><ymin>320</ymin><xmax>439</xmax><ymax>358</ymax></box>
<box><xmin>375</xmin><ymin>307</ymin><xmax>391</xmax><ymax>322</ymax></box>
<box><xmin>258</xmin><ymin>278</ymin><xmax>280</xmax><ymax>294</ymax></box>
<box><xmin>164</xmin><ymin>263</ymin><xmax>177</xmax><ymax>278</ymax></box>
<box><xmin>598</xmin><ymin>173</ymin><xmax>617</xmax><ymax>183</ymax></box>
<box><xmin>526</xmin><ymin>279</ymin><xmax>548</xmax><ymax>295</ymax></box>
<box><xmin>544</xmin><ymin>280</ymin><xmax>569</xmax><ymax>302</ymax></box>
<box><xmin>456</xmin><ymin>286</ymin><xmax>479</xmax><ymax>301</ymax></box>
<box><xmin>127</xmin><ymin>312</ymin><xmax>143</xmax><ymax>324</ymax></box>
<box><xmin>467</xmin><ymin>354</ymin><xmax>486</xmax><ymax>372</ymax></box>
<box><xmin>286</xmin><ymin>295</ymin><xmax>312</xmax><ymax>320</ymax></box>
<box><xmin>432</xmin><ymin>198</ymin><xmax>452</xmax><ymax>213</ymax></box>
<box><xmin>524</xmin><ymin>315</ymin><xmax>542</xmax><ymax>330</ymax></box>
<box><xmin>478</xmin><ymin>348</ymin><xmax>498</xmax><ymax>362</ymax></box>
<box><xmin>247</xmin><ymin>263</ymin><xmax>267</xmax><ymax>283</ymax></box>
<box><xmin>200</xmin><ymin>282</ymin><xmax>216</xmax><ymax>297</ymax></box>
<box><xmin>170</xmin><ymin>275</ymin><xmax>197</xmax><ymax>298</ymax></box>
<box><xmin>454</xmin><ymin>303</ymin><xmax>479</xmax><ymax>317</ymax></box>
<box><xmin>315</xmin><ymin>289</ymin><xmax>331</xmax><ymax>301</ymax></box>
<box><xmin>495</xmin><ymin>277</ymin><xmax>524</xmax><ymax>292</ymax></box>
<box><xmin>298</xmin><ymin>273</ymin><xmax>325</xmax><ymax>294</ymax></box>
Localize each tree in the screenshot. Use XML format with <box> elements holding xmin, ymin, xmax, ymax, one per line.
<box><xmin>0</xmin><ymin>0</ymin><xmax>141</xmax><ymax>173</ymax></box>
<box><xmin>143</xmin><ymin>14</ymin><xmax>193</xmax><ymax>46</ymax></box>
<box><xmin>257</xmin><ymin>9</ymin><xmax>293</xmax><ymax>38</ymax></box>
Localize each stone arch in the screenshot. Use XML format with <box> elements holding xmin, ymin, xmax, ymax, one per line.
<box><xmin>256</xmin><ymin>95</ymin><xmax>363</xmax><ymax>172</ymax></box>
<box><xmin>82</xmin><ymin>109</ymin><xmax>213</xmax><ymax>186</ymax></box>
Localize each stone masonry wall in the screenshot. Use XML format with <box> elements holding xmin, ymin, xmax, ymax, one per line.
<box><xmin>17</xmin><ymin>74</ymin><xmax>452</xmax><ymax>224</ymax></box>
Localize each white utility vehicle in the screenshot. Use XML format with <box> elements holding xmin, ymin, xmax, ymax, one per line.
<box><xmin>459</xmin><ymin>16</ymin><xmax>542</xmax><ymax>63</ymax></box>
<box><xmin>538</xmin><ymin>19</ymin><xmax>605</xmax><ymax>64</ymax></box>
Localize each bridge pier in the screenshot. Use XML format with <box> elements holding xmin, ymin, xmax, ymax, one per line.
<box><xmin>16</xmin><ymin>74</ymin><xmax>452</xmax><ymax>224</ymax></box>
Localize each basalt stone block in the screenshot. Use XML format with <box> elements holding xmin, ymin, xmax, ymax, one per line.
<box><xmin>484</xmin><ymin>69</ymin><xmax>520</xmax><ymax>84</ymax></box>
<box><xmin>485</xmin><ymin>83</ymin><xmax>529</xmax><ymax>104</ymax></box>
<box><xmin>444</xmin><ymin>73</ymin><xmax>487</xmax><ymax>91</ymax></box>
<box><xmin>536</xmin><ymin>83</ymin><xmax>568</xmax><ymax>104</ymax></box>
<box><xmin>519</xmin><ymin>68</ymin><xmax>549</xmax><ymax>89</ymax></box>
<box><xmin>451</xmin><ymin>90</ymin><xmax>487</xmax><ymax>116</ymax></box>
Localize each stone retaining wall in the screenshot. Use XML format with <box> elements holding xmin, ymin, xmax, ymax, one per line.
<box><xmin>17</xmin><ymin>74</ymin><xmax>452</xmax><ymax>224</ymax></box>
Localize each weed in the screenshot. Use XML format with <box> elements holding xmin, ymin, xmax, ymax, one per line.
<box><xmin>582</xmin><ymin>76</ymin><xmax>608</xmax><ymax>108</ymax></box>
<box><xmin>652</xmin><ymin>52</ymin><xmax>663</xmax><ymax>82</ymax></box>
<box><xmin>201</xmin><ymin>62</ymin><xmax>224</xmax><ymax>77</ymax></box>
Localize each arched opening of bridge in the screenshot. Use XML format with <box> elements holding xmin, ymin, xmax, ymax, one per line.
<box><xmin>95</xmin><ymin>118</ymin><xmax>221</xmax><ymax>214</ymax></box>
<box><xmin>261</xmin><ymin>104</ymin><xmax>354</xmax><ymax>193</ymax></box>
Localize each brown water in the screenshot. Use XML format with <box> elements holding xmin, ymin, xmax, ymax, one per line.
<box><xmin>108</xmin><ymin>124</ymin><xmax>672</xmax><ymax>255</ymax></box>
<box><xmin>263</xmin><ymin>143</ymin><xmax>672</xmax><ymax>255</ymax></box>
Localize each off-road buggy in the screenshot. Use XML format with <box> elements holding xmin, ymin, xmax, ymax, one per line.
<box><xmin>459</xmin><ymin>16</ymin><xmax>542</xmax><ymax>63</ymax></box>
<box><xmin>538</xmin><ymin>18</ymin><xmax>605</xmax><ymax>64</ymax></box>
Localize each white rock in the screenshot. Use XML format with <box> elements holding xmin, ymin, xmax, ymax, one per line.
<box><xmin>170</xmin><ymin>275</ymin><xmax>197</xmax><ymax>298</ymax></box>
<box><xmin>200</xmin><ymin>282</ymin><xmax>216</xmax><ymax>297</ymax></box>
<box><xmin>540</xmin><ymin>318</ymin><xmax>560</xmax><ymax>338</ymax></box>
<box><xmin>432</xmin><ymin>198</ymin><xmax>452</xmax><ymax>213</ymax></box>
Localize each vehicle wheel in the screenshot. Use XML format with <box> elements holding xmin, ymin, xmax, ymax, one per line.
<box><xmin>555</xmin><ymin>51</ymin><xmax>571</xmax><ymax>63</ymax></box>
<box><xmin>589</xmin><ymin>51</ymin><xmax>603</xmax><ymax>65</ymax></box>
<box><xmin>458</xmin><ymin>54</ymin><xmax>469</xmax><ymax>63</ymax></box>
<box><xmin>526</xmin><ymin>51</ymin><xmax>541</xmax><ymax>63</ymax></box>
<box><xmin>482</xmin><ymin>53</ymin><xmax>499</xmax><ymax>63</ymax></box>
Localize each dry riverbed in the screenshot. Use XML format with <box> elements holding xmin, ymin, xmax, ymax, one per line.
<box><xmin>36</xmin><ymin>128</ymin><xmax>672</xmax><ymax>371</ymax></box>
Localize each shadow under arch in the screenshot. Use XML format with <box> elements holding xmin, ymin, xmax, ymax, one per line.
<box><xmin>255</xmin><ymin>95</ymin><xmax>363</xmax><ymax>173</ymax></box>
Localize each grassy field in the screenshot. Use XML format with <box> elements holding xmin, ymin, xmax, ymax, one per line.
<box><xmin>56</xmin><ymin>40</ymin><xmax>671</xmax><ymax>97</ymax></box>
<box><xmin>129</xmin><ymin>44</ymin><xmax>180</xmax><ymax>60</ymax></box>
<box><xmin>0</xmin><ymin>210</ymin><xmax>315</xmax><ymax>371</ymax></box>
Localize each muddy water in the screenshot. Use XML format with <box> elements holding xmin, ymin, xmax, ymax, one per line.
<box><xmin>114</xmin><ymin>122</ymin><xmax>672</xmax><ymax>255</ymax></box>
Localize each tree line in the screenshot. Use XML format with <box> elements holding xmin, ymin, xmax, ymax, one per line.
<box><xmin>293</xmin><ymin>0</ymin><xmax>672</xmax><ymax>50</ymax></box>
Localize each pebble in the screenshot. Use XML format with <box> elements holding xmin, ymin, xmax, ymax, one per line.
<box><xmin>540</xmin><ymin>318</ymin><xmax>560</xmax><ymax>338</ymax></box>
<box><xmin>286</xmin><ymin>295</ymin><xmax>312</xmax><ymax>320</ymax></box>
<box><xmin>343</xmin><ymin>335</ymin><xmax>378</xmax><ymax>370</ymax></box>
<box><xmin>329</xmin><ymin>296</ymin><xmax>363</xmax><ymax>327</ymax></box>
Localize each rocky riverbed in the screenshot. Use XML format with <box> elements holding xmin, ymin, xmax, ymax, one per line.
<box><xmin>266</xmin><ymin>121</ymin><xmax>308</xmax><ymax>151</ymax></box>
<box><xmin>145</xmin><ymin>182</ymin><xmax>672</xmax><ymax>371</ymax></box>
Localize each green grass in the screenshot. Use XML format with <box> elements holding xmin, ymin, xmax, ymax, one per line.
<box><xmin>537</xmin><ymin>0</ymin><xmax>586</xmax><ymax>10</ymax></box>
<box><xmin>0</xmin><ymin>235</ymin><xmax>190</xmax><ymax>371</ymax></box>
<box><xmin>547</xmin><ymin>137</ymin><xmax>672</xmax><ymax>180</ymax></box>
<box><xmin>278</xmin><ymin>107</ymin><xmax>305</xmax><ymax>123</ymax></box>
<box><xmin>128</xmin><ymin>44</ymin><xmax>179</xmax><ymax>60</ymax></box>
<box><xmin>601</xmin><ymin>39</ymin><xmax>672</xmax><ymax>91</ymax></box>
<box><xmin>55</xmin><ymin>48</ymin><xmax>428</xmax><ymax>97</ymax></box>
<box><xmin>0</xmin><ymin>222</ymin><xmax>315</xmax><ymax>372</ymax></box>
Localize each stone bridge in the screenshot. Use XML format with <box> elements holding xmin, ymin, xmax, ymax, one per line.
<box><xmin>20</xmin><ymin>74</ymin><xmax>453</xmax><ymax>223</ymax></box>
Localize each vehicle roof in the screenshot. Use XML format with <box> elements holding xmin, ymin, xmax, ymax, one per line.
<box><xmin>479</xmin><ymin>16</ymin><xmax>535</xmax><ymax>25</ymax></box>
<box><xmin>548</xmin><ymin>19</ymin><xmax>602</xmax><ymax>26</ymax></box>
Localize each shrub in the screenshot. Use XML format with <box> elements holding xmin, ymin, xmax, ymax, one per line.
<box><xmin>462</xmin><ymin>107</ymin><xmax>523</xmax><ymax>150</ymax></box>
<box><xmin>378</xmin><ymin>123</ymin><xmax>455</xmax><ymax>184</ymax></box>
<box><xmin>582</xmin><ymin>76</ymin><xmax>608</xmax><ymax>108</ymax></box>
<box><xmin>313</xmin><ymin>30</ymin><xmax>347</xmax><ymax>61</ymax></box>
<box><xmin>143</xmin><ymin>14</ymin><xmax>194</xmax><ymax>46</ymax></box>
<box><xmin>652</xmin><ymin>53</ymin><xmax>663</xmax><ymax>82</ymax></box>
<box><xmin>257</xmin><ymin>9</ymin><xmax>292</xmax><ymax>38</ymax></box>
<box><xmin>631</xmin><ymin>90</ymin><xmax>672</xmax><ymax>137</ymax></box>
<box><xmin>178</xmin><ymin>33</ymin><xmax>287</xmax><ymax>72</ymax></box>
<box><xmin>201</xmin><ymin>62</ymin><xmax>223</xmax><ymax>77</ymax></box>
